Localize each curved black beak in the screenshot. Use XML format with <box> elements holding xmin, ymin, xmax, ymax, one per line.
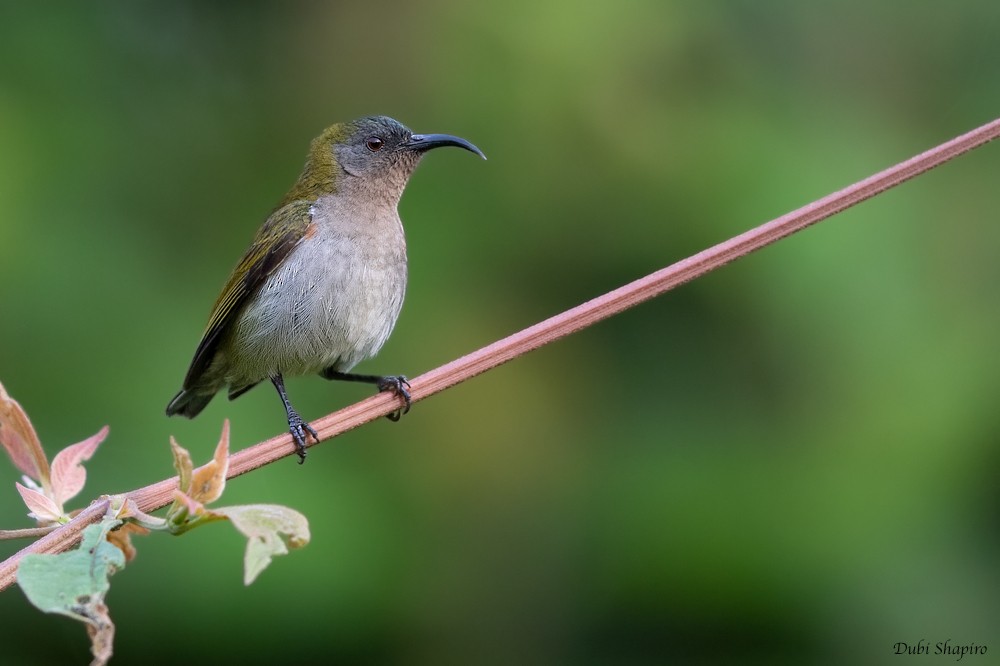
<box><xmin>404</xmin><ymin>133</ymin><xmax>486</xmax><ymax>160</ymax></box>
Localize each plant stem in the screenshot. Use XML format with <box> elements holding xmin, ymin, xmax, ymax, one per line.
<box><xmin>0</xmin><ymin>526</ymin><xmax>58</xmax><ymax>540</ymax></box>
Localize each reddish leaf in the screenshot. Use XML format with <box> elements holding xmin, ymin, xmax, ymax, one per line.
<box><xmin>170</xmin><ymin>489</ymin><xmax>204</xmax><ymax>517</ymax></box>
<box><xmin>50</xmin><ymin>426</ymin><xmax>108</xmax><ymax>506</ymax></box>
<box><xmin>188</xmin><ymin>420</ymin><xmax>229</xmax><ymax>505</ymax></box>
<box><xmin>170</xmin><ymin>437</ymin><xmax>194</xmax><ymax>494</ymax></box>
<box><xmin>106</xmin><ymin>522</ymin><xmax>150</xmax><ymax>562</ymax></box>
<box><xmin>15</xmin><ymin>481</ymin><xmax>63</xmax><ymax>523</ymax></box>
<box><xmin>0</xmin><ymin>382</ymin><xmax>50</xmax><ymax>487</ymax></box>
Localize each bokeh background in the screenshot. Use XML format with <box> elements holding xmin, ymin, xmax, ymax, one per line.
<box><xmin>1</xmin><ymin>2</ymin><xmax>998</xmax><ymax>664</ymax></box>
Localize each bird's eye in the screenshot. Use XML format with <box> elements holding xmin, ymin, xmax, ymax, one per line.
<box><xmin>366</xmin><ymin>136</ymin><xmax>384</xmax><ymax>152</ymax></box>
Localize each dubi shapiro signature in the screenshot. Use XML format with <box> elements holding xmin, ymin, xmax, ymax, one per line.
<box><xmin>894</xmin><ymin>640</ymin><xmax>987</xmax><ymax>661</ymax></box>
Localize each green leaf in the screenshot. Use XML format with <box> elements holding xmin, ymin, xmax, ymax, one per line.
<box><xmin>17</xmin><ymin>519</ymin><xmax>126</xmax><ymax>666</ymax></box>
<box><xmin>215</xmin><ymin>504</ymin><xmax>310</xmax><ymax>585</ymax></box>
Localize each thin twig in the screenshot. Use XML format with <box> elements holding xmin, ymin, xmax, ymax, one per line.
<box><xmin>0</xmin><ymin>526</ymin><xmax>58</xmax><ymax>540</ymax></box>
<box><xmin>1</xmin><ymin>116</ymin><xmax>998</xmax><ymax>593</ymax></box>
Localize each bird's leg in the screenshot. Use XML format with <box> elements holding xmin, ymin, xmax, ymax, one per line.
<box><xmin>321</xmin><ymin>369</ymin><xmax>411</xmax><ymax>421</ymax></box>
<box><xmin>271</xmin><ymin>374</ymin><xmax>319</xmax><ymax>464</ymax></box>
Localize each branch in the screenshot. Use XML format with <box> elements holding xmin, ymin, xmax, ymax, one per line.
<box><xmin>1</xmin><ymin>116</ymin><xmax>998</xmax><ymax>593</ymax></box>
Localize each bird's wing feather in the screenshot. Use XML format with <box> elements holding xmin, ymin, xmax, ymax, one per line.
<box><xmin>182</xmin><ymin>200</ymin><xmax>315</xmax><ymax>388</ymax></box>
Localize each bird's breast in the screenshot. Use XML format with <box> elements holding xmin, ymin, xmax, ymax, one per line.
<box><xmin>229</xmin><ymin>206</ymin><xmax>407</xmax><ymax>380</ymax></box>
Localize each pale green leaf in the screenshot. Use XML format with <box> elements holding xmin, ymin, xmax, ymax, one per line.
<box><xmin>215</xmin><ymin>504</ymin><xmax>310</xmax><ymax>585</ymax></box>
<box><xmin>17</xmin><ymin>519</ymin><xmax>125</xmax><ymax>665</ymax></box>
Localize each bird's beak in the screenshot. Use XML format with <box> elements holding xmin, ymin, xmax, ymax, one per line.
<box><xmin>404</xmin><ymin>133</ymin><xmax>486</xmax><ymax>160</ymax></box>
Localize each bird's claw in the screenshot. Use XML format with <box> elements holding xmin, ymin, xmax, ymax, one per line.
<box><xmin>287</xmin><ymin>411</ymin><xmax>319</xmax><ymax>464</ymax></box>
<box><xmin>377</xmin><ymin>375</ymin><xmax>411</xmax><ymax>422</ymax></box>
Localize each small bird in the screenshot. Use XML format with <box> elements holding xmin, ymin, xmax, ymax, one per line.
<box><xmin>166</xmin><ymin>116</ymin><xmax>485</xmax><ymax>462</ymax></box>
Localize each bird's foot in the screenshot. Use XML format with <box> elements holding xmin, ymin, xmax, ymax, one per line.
<box><xmin>376</xmin><ymin>375</ymin><xmax>411</xmax><ymax>422</ymax></box>
<box><xmin>287</xmin><ymin>411</ymin><xmax>319</xmax><ymax>464</ymax></box>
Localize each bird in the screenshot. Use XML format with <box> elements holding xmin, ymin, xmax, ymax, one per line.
<box><xmin>166</xmin><ymin>115</ymin><xmax>485</xmax><ymax>462</ymax></box>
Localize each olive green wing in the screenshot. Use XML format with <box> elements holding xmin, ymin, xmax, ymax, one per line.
<box><xmin>181</xmin><ymin>200</ymin><xmax>315</xmax><ymax>389</ymax></box>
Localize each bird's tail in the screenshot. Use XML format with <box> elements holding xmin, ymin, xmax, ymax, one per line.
<box><xmin>165</xmin><ymin>389</ymin><xmax>214</xmax><ymax>418</ymax></box>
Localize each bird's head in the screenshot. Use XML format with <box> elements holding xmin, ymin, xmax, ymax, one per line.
<box><xmin>282</xmin><ymin>115</ymin><xmax>485</xmax><ymax>207</ymax></box>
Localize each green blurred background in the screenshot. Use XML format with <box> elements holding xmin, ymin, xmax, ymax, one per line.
<box><xmin>1</xmin><ymin>1</ymin><xmax>998</xmax><ymax>664</ymax></box>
